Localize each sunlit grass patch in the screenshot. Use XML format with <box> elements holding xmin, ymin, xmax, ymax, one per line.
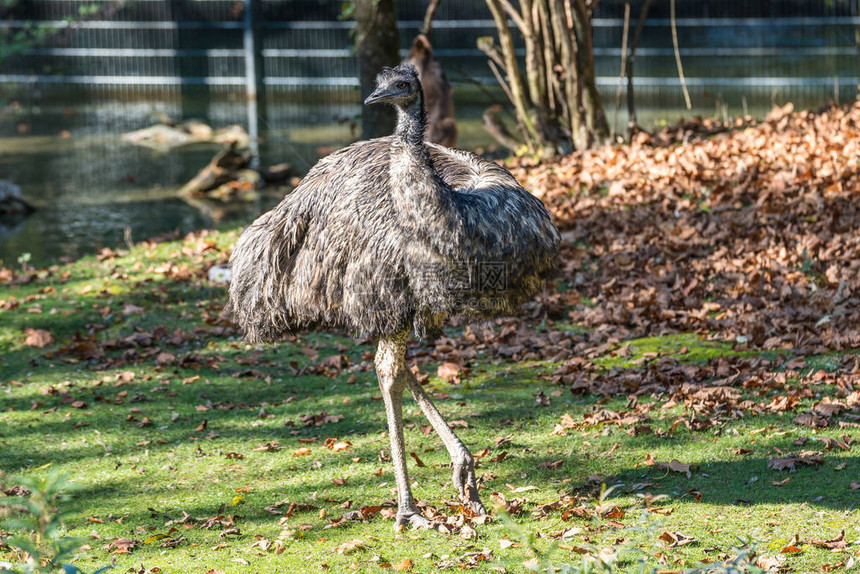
<box><xmin>592</xmin><ymin>333</ymin><xmax>751</xmax><ymax>370</ymax></box>
<box><xmin>2</xmin><ymin>231</ymin><xmax>859</xmax><ymax>573</ymax></box>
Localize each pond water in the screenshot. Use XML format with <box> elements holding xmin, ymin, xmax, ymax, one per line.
<box><xmin>1</xmin><ymin>98</ymin><xmax>524</xmax><ymax>266</ymax></box>
<box><xmin>0</xmin><ymin>96</ymin><xmax>780</xmax><ymax>267</ymax></box>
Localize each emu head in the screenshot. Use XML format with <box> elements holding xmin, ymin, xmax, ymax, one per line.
<box><xmin>364</xmin><ymin>64</ymin><xmax>421</xmax><ymax>107</ymax></box>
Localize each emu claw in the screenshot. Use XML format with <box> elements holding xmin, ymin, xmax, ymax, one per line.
<box><xmin>463</xmin><ymin>497</ymin><xmax>487</xmax><ymax>517</ymax></box>
<box><xmin>395</xmin><ymin>510</ymin><xmax>434</xmax><ymax>530</ymax></box>
<box><xmin>453</xmin><ymin>460</ymin><xmax>487</xmax><ymax>516</ymax></box>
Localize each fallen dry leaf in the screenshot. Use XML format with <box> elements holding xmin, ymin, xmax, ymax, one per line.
<box><xmin>102</xmin><ymin>538</ymin><xmax>138</xmax><ymax>554</ymax></box>
<box><xmin>325</xmin><ymin>438</ymin><xmax>352</xmax><ymax>452</ymax></box>
<box><xmin>24</xmin><ymin>328</ymin><xmax>53</xmax><ymax>348</ymax></box>
<box><xmin>299</xmin><ymin>412</ymin><xmax>345</xmax><ymax>426</ymax></box>
<box><xmin>156</xmin><ymin>351</ymin><xmax>176</xmax><ymax>366</ymax></box>
<box><xmin>658</xmin><ymin>531</ymin><xmax>696</xmax><ymax>548</ymax></box>
<box><xmin>122</xmin><ymin>303</ymin><xmax>144</xmax><ymax>315</ymax></box>
<box><xmin>500</xmin><ymin>101</ymin><xmax>860</xmax><ymax>403</ymax></box>
<box><xmin>437</xmin><ymin>362</ymin><xmax>464</xmax><ymax>383</ymax></box>
<box><xmin>809</xmin><ymin>530</ymin><xmax>847</xmax><ymax>550</ymax></box>
<box><xmin>459</xmin><ymin>524</ymin><xmax>477</xmax><ymax>540</ymax></box>
<box><xmin>644</xmin><ymin>454</ymin><xmax>695</xmax><ymax>478</ymax></box>
<box><xmin>793</xmin><ymin>412</ymin><xmax>830</xmax><ymax>428</ymax></box>
<box><xmin>331</xmin><ymin>539</ymin><xmax>364</xmax><ymax>554</ymax></box>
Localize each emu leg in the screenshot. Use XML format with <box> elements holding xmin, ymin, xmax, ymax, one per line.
<box><xmin>375</xmin><ymin>334</ymin><xmax>433</xmax><ymax>530</ymax></box>
<box><xmin>406</xmin><ymin>372</ymin><xmax>487</xmax><ymax>515</ymax></box>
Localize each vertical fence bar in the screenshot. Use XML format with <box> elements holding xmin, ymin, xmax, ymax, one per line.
<box><xmin>856</xmin><ymin>21</ymin><xmax>860</xmax><ymax>94</ymax></box>
<box><xmin>243</xmin><ymin>0</ymin><xmax>260</xmax><ymax>167</ymax></box>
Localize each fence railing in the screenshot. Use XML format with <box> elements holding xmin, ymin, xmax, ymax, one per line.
<box><xmin>2</xmin><ymin>14</ymin><xmax>858</xmax><ymax>92</ymax></box>
<box><xmin>1</xmin><ymin>0</ymin><xmax>858</xmax><ymax>141</ymax></box>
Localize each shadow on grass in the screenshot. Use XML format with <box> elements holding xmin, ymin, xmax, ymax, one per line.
<box><xmin>53</xmin><ymin>448</ymin><xmax>860</xmax><ymax>538</ymax></box>
<box><xmin>3</xmin><ymin>352</ymin><xmax>851</xmax><ymax>486</ymax></box>
<box><xmin>8</xmin><ymin>370</ymin><xmax>859</xmax><ymax>519</ymax></box>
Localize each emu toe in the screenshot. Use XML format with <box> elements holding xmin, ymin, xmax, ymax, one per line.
<box><xmin>453</xmin><ymin>459</ymin><xmax>487</xmax><ymax>516</ymax></box>
<box><xmin>395</xmin><ymin>510</ymin><xmax>435</xmax><ymax>530</ymax></box>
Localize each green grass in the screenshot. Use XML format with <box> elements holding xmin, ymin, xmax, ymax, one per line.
<box><xmin>592</xmin><ymin>333</ymin><xmax>747</xmax><ymax>369</ymax></box>
<box><xmin>1</xmin><ymin>231</ymin><xmax>859</xmax><ymax>573</ymax></box>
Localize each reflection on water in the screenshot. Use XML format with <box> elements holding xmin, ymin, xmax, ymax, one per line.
<box><xmin>1</xmin><ymin>197</ymin><xmax>215</xmax><ymax>263</ymax></box>
<box><xmin>0</xmin><ymin>132</ymin><xmax>288</xmax><ymax>266</ymax></box>
<box><xmin>0</xmin><ymin>99</ymin><xmax>353</xmax><ymax>266</ymax></box>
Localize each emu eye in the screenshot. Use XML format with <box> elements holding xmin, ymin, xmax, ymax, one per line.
<box><xmin>396</xmin><ymin>81</ymin><xmax>407</xmax><ymax>89</ymax></box>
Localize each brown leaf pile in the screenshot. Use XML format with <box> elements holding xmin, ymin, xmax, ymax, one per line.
<box><xmin>511</xmin><ymin>101</ymin><xmax>860</xmax><ymax>353</ymax></box>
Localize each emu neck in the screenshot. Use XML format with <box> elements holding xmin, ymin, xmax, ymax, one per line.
<box><xmin>388</xmin><ymin>92</ymin><xmax>454</xmax><ymax>244</ymax></box>
<box><xmin>393</xmin><ymin>97</ymin><xmax>427</xmax><ymax>152</ymax></box>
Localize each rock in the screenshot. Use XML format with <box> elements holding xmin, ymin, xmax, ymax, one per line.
<box><xmin>208</xmin><ymin>264</ymin><xmax>232</xmax><ymax>284</ymax></box>
<box><xmin>237</xmin><ymin>169</ymin><xmax>262</xmax><ymax>186</ymax></box>
<box><xmin>0</xmin><ymin>180</ymin><xmax>35</xmax><ymax>217</ymax></box>
<box><xmin>122</xmin><ymin>121</ymin><xmax>249</xmax><ymax>151</ymax></box>
<box><xmin>261</xmin><ymin>163</ymin><xmax>294</xmax><ymax>185</ymax></box>
<box><xmin>183</xmin><ymin>120</ymin><xmax>214</xmax><ymax>140</ymax></box>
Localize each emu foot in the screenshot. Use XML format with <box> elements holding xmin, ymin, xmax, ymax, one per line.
<box><xmin>453</xmin><ymin>459</ymin><xmax>487</xmax><ymax>516</ymax></box>
<box><xmin>395</xmin><ymin>509</ymin><xmax>434</xmax><ymax>530</ymax></box>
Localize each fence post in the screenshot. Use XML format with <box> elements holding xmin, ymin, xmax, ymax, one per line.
<box><xmin>243</xmin><ymin>0</ymin><xmax>260</xmax><ymax>168</ymax></box>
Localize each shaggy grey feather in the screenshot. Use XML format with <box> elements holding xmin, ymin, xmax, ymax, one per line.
<box><xmin>225</xmin><ymin>66</ymin><xmax>559</xmax><ymax>343</ymax></box>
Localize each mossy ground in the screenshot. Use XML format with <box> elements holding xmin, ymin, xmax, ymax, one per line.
<box><xmin>1</xmin><ymin>231</ymin><xmax>858</xmax><ymax>573</ymax></box>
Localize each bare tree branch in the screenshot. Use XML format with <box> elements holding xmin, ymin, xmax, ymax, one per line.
<box><xmin>483</xmin><ymin>105</ymin><xmax>524</xmax><ymax>152</ymax></box>
<box><xmin>420</xmin><ymin>0</ymin><xmax>441</xmax><ymax>37</ymax></box>
<box><xmin>499</xmin><ymin>0</ymin><xmax>529</xmax><ymax>33</ymax></box>
<box><xmin>626</xmin><ymin>0</ymin><xmax>652</xmax><ymax>137</ymax></box>
<box><xmin>612</xmin><ymin>2</ymin><xmax>630</xmax><ymax>139</ymax></box>
<box><xmin>670</xmin><ymin>0</ymin><xmax>692</xmax><ymax>109</ymax></box>
<box><xmin>484</xmin><ymin>0</ymin><xmax>543</xmax><ymax>148</ymax></box>
<box><xmin>476</xmin><ymin>36</ymin><xmax>505</xmax><ymax>69</ymax></box>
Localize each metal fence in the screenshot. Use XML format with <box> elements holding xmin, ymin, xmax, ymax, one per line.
<box><xmin>2</xmin><ymin>0</ymin><xmax>859</xmax><ymax>130</ymax></box>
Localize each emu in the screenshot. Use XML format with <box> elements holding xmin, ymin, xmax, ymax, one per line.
<box><xmin>225</xmin><ymin>65</ymin><xmax>559</xmax><ymax>529</ymax></box>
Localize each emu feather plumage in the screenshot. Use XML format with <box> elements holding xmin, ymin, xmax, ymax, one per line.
<box><xmin>225</xmin><ymin>139</ymin><xmax>557</xmax><ymax>342</ymax></box>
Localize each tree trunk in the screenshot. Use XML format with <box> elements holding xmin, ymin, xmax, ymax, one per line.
<box><xmin>569</xmin><ymin>0</ymin><xmax>609</xmax><ymax>149</ymax></box>
<box><xmin>355</xmin><ymin>0</ymin><xmax>400</xmax><ymax>139</ymax></box>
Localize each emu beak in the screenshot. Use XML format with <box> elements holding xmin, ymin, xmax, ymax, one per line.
<box><xmin>364</xmin><ymin>88</ymin><xmax>387</xmax><ymax>105</ymax></box>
